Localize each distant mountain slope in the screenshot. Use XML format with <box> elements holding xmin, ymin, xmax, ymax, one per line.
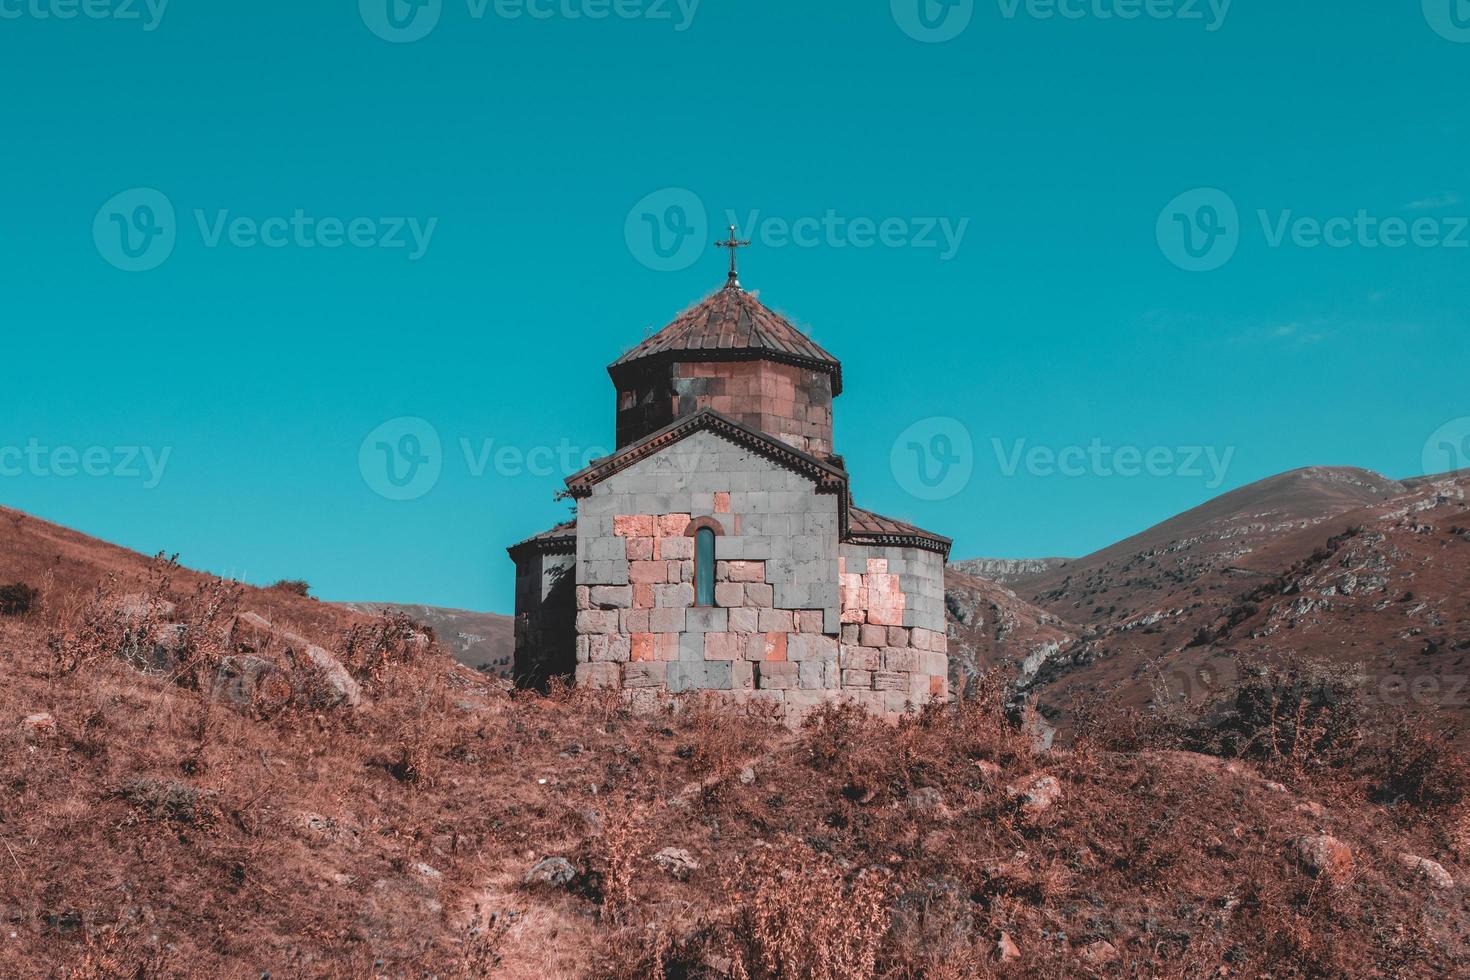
<box><xmin>942</xmin><ymin>568</ymin><xmax>1083</xmax><ymax>692</ymax></box>
<box><xmin>949</xmin><ymin>557</ymin><xmax>1070</xmax><ymax>584</ymax></box>
<box><xmin>341</xmin><ymin>602</ymin><xmax>514</xmax><ymax>677</ymax></box>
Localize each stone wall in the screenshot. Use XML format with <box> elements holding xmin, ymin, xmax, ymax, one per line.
<box><xmin>511</xmin><ymin>549</ymin><xmax>576</xmax><ymax>689</ymax></box>
<box><xmin>614</xmin><ymin>359</ymin><xmax>835</xmax><ymax>457</ymax></box>
<box><xmin>569</xmin><ymin>430</ymin><xmax>947</xmax><ymax>717</ymax></box>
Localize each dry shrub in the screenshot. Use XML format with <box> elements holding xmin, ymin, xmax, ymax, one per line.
<box><xmin>340</xmin><ymin>610</ymin><xmax>429</xmax><ymax>689</ymax></box>
<box><xmin>1370</xmin><ymin>716</ymin><xmax>1469</xmax><ymax>811</ymax></box>
<box><xmin>0</xmin><ymin>580</ymin><xmax>39</xmax><ymax>616</ymax></box>
<box><xmin>268</xmin><ymin>578</ymin><xmax>311</xmax><ymax>597</ymax></box>
<box><xmin>718</xmin><ymin>838</ymin><xmax>891</xmax><ymax>980</ymax></box>
<box><xmin>595</xmin><ymin>800</ymin><xmax>655</xmax><ymax>924</ymax></box>
<box><xmin>681</xmin><ymin>693</ymin><xmax>781</xmax><ymax>785</ymax></box>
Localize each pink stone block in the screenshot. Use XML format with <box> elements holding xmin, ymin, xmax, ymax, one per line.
<box><xmin>758</xmin><ymin>661</ymin><xmax>799</xmax><ymax>690</ymax></box>
<box><xmin>758</xmin><ymin>608</ymin><xmax>794</xmax><ymax>633</ymax></box>
<box><xmin>714</xmin><ymin>492</ymin><xmax>731</xmax><ymax>513</ymax></box>
<box><xmin>576</xmin><ymin>663</ymin><xmax>620</xmax><ymax>688</ymax></box>
<box><xmin>589</xmin><ymin>634</ymin><xmax>631</xmax><ymax>663</ymax></box>
<box><xmin>744</xmin><ymin>583</ymin><xmax>774</xmax><ymax>607</ymax></box>
<box><xmin>656</xmin><ymin>634</ymin><xmax>680</xmax><ymax>661</ymax></box>
<box><xmin>625</xmin><ymin>537</ymin><xmax>653</xmax><ymax>561</ymax></box>
<box><xmin>732</xmin><ymin>660</ymin><xmax>754</xmax><ymax>690</ymax></box>
<box><xmin>654</xmin><ymin>582</ymin><xmax>695</xmax><ymax>608</ymax></box>
<box><xmin>624</xmin><ymin>662</ymin><xmax>666</xmax><ymax>688</ymax></box>
<box><xmin>633</xmin><ymin>584</ymin><xmax>655</xmax><ymax>609</ymax></box>
<box><xmin>576</xmin><ymin>586</ymin><xmax>592</xmax><ymax>611</ymax></box>
<box><xmin>883</xmin><ymin>648</ymin><xmax>920</xmax><ymax>673</ymax></box>
<box><xmin>788</xmin><ymin>633</ymin><xmax>837</xmax><ymax>663</ymax></box>
<box><xmin>575</xmin><ymin>610</ymin><xmax>618</xmax><ymax>635</ymax></box>
<box><xmin>715</xmin><ymin>582</ymin><xmax>744</xmax><ymax>607</ymax></box>
<box><xmin>873</xmin><ymin>671</ymin><xmax>907</xmax><ymax>692</ymax></box>
<box><xmin>621</xmin><ymin>608</ymin><xmax>650</xmax><ymax>634</ymax></box>
<box><xmin>630</xmin><ymin>633</ymin><xmax>654</xmax><ymax>662</ymax></box>
<box><xmin>727</xmin><ymin>560</ymin><xmax>766</xmax><ymax>583</ymax></box>
<box><xmin>865</xmin><ymin>573</ymin><xmax>906</xmax><ymax>627</ymax></box>
<box><xmin>704</xmin><ymin>632</ymin><xmax>741</xmax><ymax>661</ymax></box>
<box><xmin>629</xmin><ymin>561</ymin><xmax>666</xmax><ymax>585</ymax></box>
<box><xmin>840</xmin><ymin>645</ymin><xmax>880</xmax><ymax>671</ymax></box>
<box><xmin>887</xmin><ymin>627</ymin><xmax>910</xmax><ymax>647</ymax></box>
<box><xmin>729</xmin><ymin>607</ymin><xmax>759</xmax><ymax>634</ymax></box>
<box><xmin>650</xmin><ymin>608</ymin><xmax>686</xmax><ymax>633</ymax></box>
<box><xmin>795</xmin><ymin>610</ymin><xmax>823</xmax><ymax>634</ymax></box>
<box><xmin>866</xmin><ymin>558</ymin><xmax>888</xmax><ymax>574</ymax></box>
<box><xmin>840</xmin><ymin>623</ymin><xmax>860</xmax><ymax>644</ymax></box>
<box><xmin>657</xmin><ymin>513</ymin><xmax>692</xmax><ymax>537</ymax></box>
<box><xmin>859</xmin><ymin>624</ymin><xmax>887</xmax><ymax>647</ymax></box>
<box><xmin>842</xmin><ymin>669</ymin><xmax>872</xmax><ymax>689</ymax></box>
<box><xmin>614</xmin><ymin>515</ymin><xmax>654</xmax><ymax>538</ymax></box>
<box><xmin>763</xmin><ymin>632</ymin><xmax>787</xmax><ymax>662</ymax></box>
<box><xmin>839</xmin><ymin>573</ymin><xmax>865</xmax><ymax>611</ymax></box>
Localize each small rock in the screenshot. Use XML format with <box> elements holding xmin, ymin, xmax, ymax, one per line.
<box><xmin>524</xmin><ymin>857</ymin><xmax>577</xmax><ymax>887</ymax></box>
<box><xmin>1291</xmin><ymin>834</ymin><xmax>1354</xmax><ymax>879</ymax></box>
<box><xmin>906</xmin><ymin>787</ymin><xmax>946</xmax><ymax>815</ymax></box>
<box><xmin>412</xmin><ymin>862</ymin><xmax>442</xmax><ymax>880</ymax></box>
<box><xmin>20</xmin><ymin>713</ymin><xmax>56</xmax><ymax>742</ymax></box>
<box><xmin>996</xmin><ymin>931</ymin><xmax>1021</xmax><ymax>963</ymax></box>
<box><xmin>652</xmin><ymin>847</ymin><xmax>699</xmax><ymax>881</ymax></box>
<box><xmin>738</xmin><ymin>766</ymin><xmax>756</xmax><ymax>785</ymax></box>
<box><xmin>1262</xmin><ymin>780</ymin><xmax>1289</xmax><ymax>793</ymax></box>
<box><xmin>212</xmin><ymin>655</ymin><xmax>291</xmax><ymax>716</ymax></box>
<box><xmin>230</xmin><ymin>612</ymin><xmax>274</xmax><ymax>651</ymax></box>
<box><xmin>304</xmin><ymin>642</ymin><xmax>365</xmax><ymax>709</ymax></box>
<box><xmin>1397</xmin><ymin>853</ymin><xmax>1454</xmax><ymax>890</ymax></box>
<box><xmin>1079</xmin><ymin>940</ymin><xmax>1118</xmax><ymax>964</ymax></box>
<box><xmin>1008</xmin><ymin>775</ymin><xmax>1062</xmax><ymax>815</ymax></box>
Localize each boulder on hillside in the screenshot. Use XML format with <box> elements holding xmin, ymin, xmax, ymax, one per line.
<box><xmin>1397</xmin><ymin>853</ymin><xmax>1455</xmax><ymax>890</ymax></box>
<box><xmin>117</xmin><ymin>594</ymin><xmax>176</xmax><ymax>621</ymax></box>
<box><xmin>652</xmin><ymin>847</ymin><xmax>699</xmax><ymax>881</ymax></box>
<box><xmin>213</xmin><ymin>655</ymin><xmax>291</xmax><ymax>716</ymax></box>
<box><xmin>1008</xmin><ymin>775</ymin><xmax>1062</xmax><ymax>816</ymax></box>
<box><xmin>524</xmin><ymin>856</ymin><xmax>577</xmax><ymax>887</ymax></box>
<box><xmin>20</xmin><ymin>712</ymin><xmax>56</xmax><ymax>743</ymax></box>
<box><xmin>230</xmin><ymin>612</ymin><xmax>274</xmax><ymax>652</ymax></box>
<box><xmin>280</xmin><ymin>631</ymin><xmax>365</xmax><ymax>709</ymax></box>
<box><xmin>1290</xmin><ymin>834</ymin><xmax>1354</xmax><ymax>879</ymax></box>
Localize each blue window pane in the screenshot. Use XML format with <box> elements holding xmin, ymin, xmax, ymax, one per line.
<box><xmin>696</xmin><ymin>527</ymin><xmax>716</xmax><ymax>606</ymax></box>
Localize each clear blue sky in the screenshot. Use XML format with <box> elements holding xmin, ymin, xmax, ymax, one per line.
<box><xmin>2</xmin><ymin>2</ymin><xmax>1467</xmax><ymax>612</ymax></box>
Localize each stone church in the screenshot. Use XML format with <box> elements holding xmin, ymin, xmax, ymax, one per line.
<box><xmin>508</xmin><ymin>245</ymin><xmax>951</xmax><ymax>717</ymax></box>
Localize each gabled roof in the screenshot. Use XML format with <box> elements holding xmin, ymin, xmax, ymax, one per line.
<box><xmin>610</xmin><ymin>284</ymin><xmax>843</xmax><ymax>394</ymax></box>
<box><xmin>847</xmin><ymin>505</ymin><xmax>952</xmax><ymax>557</ymax></box>
<box><xmin>564</xmin><ymin>408</ymin><xmax>847</xmax><ymax>499</ymax></box>
<box><xmin>506</xmin><ymin>519</ymin><xmax>576</xmax><ymax>560</ymax></box>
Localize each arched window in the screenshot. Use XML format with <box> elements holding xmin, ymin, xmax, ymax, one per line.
<box><xmin>695</xmin><ymin>527</ymin><xmax>716</xmax><ymax>606</ymax></box>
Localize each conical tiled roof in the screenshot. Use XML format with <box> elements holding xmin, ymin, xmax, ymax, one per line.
<box><xmin>610</xmin><ymin>284</ymin><xmax>842</xmax><ymax>392</ymax></box>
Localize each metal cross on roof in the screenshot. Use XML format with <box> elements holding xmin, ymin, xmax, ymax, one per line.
<box><xmin>715</xmin><ymin>224</ymin><xmax>751</xmax><ymax>288</ymax></box>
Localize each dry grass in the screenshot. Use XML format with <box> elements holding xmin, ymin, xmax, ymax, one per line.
<box><xmin>1</xmin><ymin>505</ymin><xmax>1467</xmax><ymax>977</ymax></box>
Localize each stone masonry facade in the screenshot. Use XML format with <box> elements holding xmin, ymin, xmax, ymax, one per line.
<box><xmin>509</xmin><ymin>277</ymin><xmax>952</xmax><ymax>719</ymax></box>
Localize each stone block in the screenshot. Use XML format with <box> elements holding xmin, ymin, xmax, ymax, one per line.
<box><xmin>576</xmin><ymin>586</ymin><xmax>592</xmax><ymax>611</ymax></box>
<box><xmin>633</xmin><ymin>584</ymin><xmax>655</xmax><ymax>609</ymax></box>
<box><xmin>678</xmin><ymin>559</ymin><xmax>695</xmax><ymax>583</ymax></box>
<box><xmin>657</xmin><ymin>513</ymin><xmax>692</xmax><ymax>537</ymax></box>
<box><xmin>656</xmin><ymin>634</ymin><xmax>680</xmax><ymax>662</ymax></box>
<box><xmin>744</xmin><ymin>583</ymin><xmax>774</xmax><ymax>607</ymax></box>
<box><xmin>625</xmin><ymin>537</ymin><xmax>653</xmax><ymax>561</ymax></box>
<box><xmin>887</xmin><ymin>626</ymin><xmax>910</xmax><ymax>647</ymax></box>
<box><xmin>729</xmin><ymin>607</ymin><xmax>759</xmax><ymax>634</ymax></box>
<box><xmin>859</xmin><ymin>624</ymin><xmax>887</xmax><ymax>647</ymax></box>
<box><xmin>620</xmin><ymin>608</ymin><xmax>651</xmax><ymax>634</ymax></box>
<box><xmin>614</xmin><ymin>515</ymin><xmax>655</xmax><ymax>538</ymax></box>
<box><xmin>687</xmin><ymin>606</ymin><xmax>728</xmax><ymax>633</ymax></box>
<box><xmin>757</xmin><ymin>661</ymin><xmax>799</xmax><ymax>690</ymax></box>
<box><xmin>727</xmin><ymin>560</ymin><xmax>766</xmax><ymax>583</ymax></box>
<box><xmin>866</xmin><ymin>558</ymin><xmax>888</xmax><ymax>574</ymax></box>
<box><xmin>668</xmin><ymin>660</ymin><xmax>732</xmax><ymax>692</ymax></box>
<box><xmin>654</xmin><ymin>583</ymin><xmax>695</xmax><ymax>608</ymax></box>
<box><xmin>798</xmin><ymin>661</ymin><xmax>827</xmax><ymax>690</ymax></box>
<box><xmin>884</xmin><ymin>690</ymin><xmax>916</xmax><ymax>714</ymax></box>
<box><xmin>883</xmin><ymin>648</ymin><xmax>920</xmax><ymax>673</ymax></box>
<box><xmin>624</xmin><ymin>662</ymin><xmax>666</xmax><ymax>688</ymax></box>
<box><xmin>841</xmin><ymin>623</ymin><xmax>860</xmax><ymax>644</ymax></box>
<box><xmin>731</xmin><ymin>659</ymin><xmax>754</xmax><ymax>690</ymax></box>
<box><xmin>590</xmin><ymin>585</ymin><xmax>632</xmax><ymax>609</ymax></box>
<box><xmin>866</xmin><ymin>574</ymin><xmax>906</xmax><ymax>627</ymax></box>
<box><xmin>788</xmin><ymin>633</ymin><xmax>837</xmax><ymax>663</ymax></box>
<box><xmin>758</xmin><ymin>608</ymin><xmax>794</xmax><ymax>633</ymax></box>
<box><xmin>714</xmin><ymin>491</ymin><xmax>731</xmax><ymax>513</ymax></box>
<box><xmin>842</xmin><ymin>669</ymin><xmax>873</xmax><ymax>688</ymax></box>
<box><xmin>704</xmin><ymin>632</ymin><xmax>742</xmax><ymax>660</ymax></box>
<box><xmin>630</xmin><ymin>633</ymin><xmax>655</xmax><ymax>662</ymax></box>
<box><xmin>762</xmin><ymin>632</ymin><xmax>787</xmax><ymax>662</ymax></box>
<box><xmin>715</xmin><ymin>582</ymin><xmax>745</xmax><ymax>607</ymax></box>
<box><xmin>589</xmin><ymin>634</ymin><xmax>631</xmax><ymax>663</ymax></box>
<box><xmin>873</xmin><ymin>671</ymin><xmax>908</xmax><ymax>692</ymax></box>
<box><xmin>575</xmin><ymin>635</ymin><xmax>591</xmax><ymax>664</ymax></box>
<box><xmin>794</xmin><ymin>610</ymin><xmax>823</xmax><ymax>633</ymax></box>
<box><xmin>650</xmin><ymin>608</ymin><xmax>686</xmax><ymax>633</ymax></box>
<box><xmin>576</xmin><ymin>610</ymin><xmax>618</xmax><ymax>635</ymax></box>
<box><xmin>629</xmin><ymin>561</ymin><xmax>667</xmax><ymax>584</ymax></box>
<box><xmin>576</xmin><ymin>662</ymin><xmax>620</xmax><ymax>688</ymax></box>
<box><xmin>660</xmin><ymin>536</ymin><xmax>694</xmax><ymax>560</ymax></box>
<box><xmin>840</xmin><ymin>645</ymin><xmax>880</xmax><ymax>671</ymax></box>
